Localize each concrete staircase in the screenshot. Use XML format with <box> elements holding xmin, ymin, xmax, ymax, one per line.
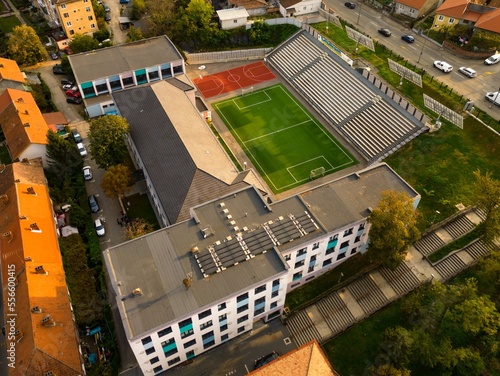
<box><xmin>414</xmin><ymin>232</ymin><xmax>445</xmax><ymax>256</ymax></box>
<box><xmin>346</xmin><ymin>274</ymin><xmax>388</xmax><ymax>315</ymax></box>
<box><xmin>378</xmin><ymin>262</ymin><xmax>422</xmax><ymax>295</ymax></box>
<box><xmin>315</xmin><ymin>292</ymin><xmax>356</xmax><ymax>337</ymax></box>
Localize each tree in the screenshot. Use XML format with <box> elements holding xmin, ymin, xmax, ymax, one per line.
<box><xmin>369</xmin><ymin>365</ymin><xmax>411</xmax><ymax>376</ymax></box>
<box><xmin>248</xmin><ymin>21</ymin><xmax>271</xmax><ymax>45</ymax></box>
<box><xmin>88</xmin><ymin>115</ymin><xmax>129</xmax><ymax>169</ymax></box>
<box><xmin>143</xmin><ymin>0</ymin><xmax>175</xmax><ymax>37</ymax></box>
<box><xmin>367</xmin><ymin>190</ymin><xmax>420</xmax><ymax>269</ymax></box>
<box><xmin>379</xmin><ymin>327</ymin><xmax>414</xmax><ymax>369</ymax></box>
<box><xmin>69</xmin><ymin>34</ymin><xmax>99</xmax><ymax>53</ymax></box>
<box><xmin>7</xmin><ymin>25</ymin><xmax>46</xmax><ymax>66</ymax></box>
<box><xmin>172</xmin><ymin>0</ymin><xmax>214</xmax><ymax>48</ymax></box>
<box><xmin>473</xmin><ymin>170</ymin><xmax>500</xmax><ymax>243</ymax></box>
<box><xmin>69</xmin><ymin>204</ymin><xmax>88</xmax><ymax>228</ymax></box>
<box><xmin>127</xmin><ymin>26</ymin><xmax>144</xmax><ymax>42</ymax></box>
<box><xmin>123</xmin><ymin>218</ymin><xmax>155</xmax><ymax>240</ymax></box>
<box><xmin>100</xmin><ymin>164</ymin><xmax>133</xmax><ymax>199</ymax></box>
<box><xmin>131</xmin><ymin>0</ymin><xmax>146</xmax><ymax>20</ymax></box>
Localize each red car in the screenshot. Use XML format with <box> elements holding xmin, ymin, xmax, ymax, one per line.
<box><xmin>65</xmin><ymin>89</ymin><xmax>81</xmax><ymax>98</ymax></box>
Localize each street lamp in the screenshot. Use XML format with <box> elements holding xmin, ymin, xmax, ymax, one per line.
<box><xmin>356</xmin><ymin>2</ymin><xmax>362</xmax><ymax>25</ymax></box>
<box><xmin>431</xmin><ymin>210</ymin><xmax>440</xmax><ymax>224</ymax></box>
<box><xmin>489</xmin><ymin>86</ymin><xmax>500</xmax><ymax>109</ymax></box>
<box><xmin>417</xmin><ymin>28</ymin><xmax>430</xmax><ymax>64</ymax></box>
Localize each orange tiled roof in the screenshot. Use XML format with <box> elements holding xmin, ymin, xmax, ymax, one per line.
<box><xmin>0</xmin><ymin>89</ymin><xmax>50</xmax><ymax>160</ymax></box>
<box><xmin>0</xmin><ymin>160</ymin><xmax>83</xmax><ymax>376</ymax></box>
<box><xmin>474</xmin><ymin>7</ymin><xmax>500</xmax><ymax>33</ymax></box>
<box><xmin>0</xmin><ymin>58</ymin><xmax>26</xmax><ymax>83</ymax></box>
<box><xmin>396</xmin><ymin>0</ymin><xmax>428</xmax><ymax>10</ymax></box>
<box><xmin>248</xmin><ymin>340</ymin><xmax>339</xmax><ymax>375</ymax></box>
<box><xmin>42</xmin><ymin>111</ymin><xmax>69</xmax><ymax>127</ymax></box>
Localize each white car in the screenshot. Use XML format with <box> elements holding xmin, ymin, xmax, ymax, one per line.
<box><xmin>94</xmin><ymin>218</ymin><xmax>105</xmax><ymax>237</ymax></box>
<box><xmin>458</xmin><ymin>67</ymin><xmax>477</xmax><ymax>78</ymax></box>
<box><xmin>83</xmin><ymin>166</ymin><xmax>92</xmax><ymax>181</ymax></box>
<box><xmin>77</xmin><ymin>142</ymin><xmax>87</xmax><ymax>157</ymax></box>
<box><xmin>433</xmin><ymin>61</ymin><xmax>453</xmax><ymax>73</ymax></box>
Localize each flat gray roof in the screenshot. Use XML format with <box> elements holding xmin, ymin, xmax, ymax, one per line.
<box><xmin>297</xmin><ymin>163</ymin><xmax>420</xmax><ymax>232</ymax></box>
<box><xmin>68</xmin><ymin>36</ymin><xmax>182</xmax><ymax>83</ymax></box>
<box><xmin>105</xmin><ymin>187</ymin><xmax>290</xmax><ymax>339</ymax></box>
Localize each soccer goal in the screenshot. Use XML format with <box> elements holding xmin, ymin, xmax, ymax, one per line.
<box><xmin>241</xmin><ymin>86</ymin><xmax>254</xmax><ymax>96</ymax></box>
<box><xmin>310</xmin><ymin>166</ymin><xmax>326</xmax><ymax>180</ymax></box>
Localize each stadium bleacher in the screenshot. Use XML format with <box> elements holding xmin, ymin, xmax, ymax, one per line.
<box><xmin>266</xmin><ymin>30</ymin><xmax>427</xmax><ymax>163</ymax></box>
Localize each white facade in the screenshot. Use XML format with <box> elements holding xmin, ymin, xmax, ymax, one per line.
<box><xmin>283</xmin><ymin>221</ymin><xmax>369</xmax><ymax>290</ymax></box>
<box><xmin>131</xmin><ymin>275</ymin><xmax>287</xmax><ymax>374</ymax></box>
<box><xmin>217</xmin><ymin>8</ymin><xmax>250</xmax><ymax>30</ymax></box>
<box><xmin>280</xmin><ymin>0</ymin><xmax>321</xmax><ymax>17</ymax></box>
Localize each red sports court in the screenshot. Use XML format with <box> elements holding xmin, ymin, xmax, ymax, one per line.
<box><xmin>193</xmin><ymin>61</ymin><xmax>276</xmax><ymax>99</ymax></box>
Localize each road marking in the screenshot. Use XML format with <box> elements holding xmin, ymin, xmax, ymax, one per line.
<box><xmin>244</xmin><ymin>364</ymin><xmax>250</xmax><ymax>373</ymax></box>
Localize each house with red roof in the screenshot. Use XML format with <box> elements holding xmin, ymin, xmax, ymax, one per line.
<box><xmin>393</xmin><ymin>0</ymin><xmax>440</xmax><ymax>19</ymax></box>
<box><xmin>433</xmin><ymin>0</ymin><xmax>500</xmax><ymax>35</ymax></box>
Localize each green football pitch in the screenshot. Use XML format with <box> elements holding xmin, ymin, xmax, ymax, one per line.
<box><xmin>214</xmin><ymin>84</ymin><xmax>358</xmax><ymax>193</ymax></box>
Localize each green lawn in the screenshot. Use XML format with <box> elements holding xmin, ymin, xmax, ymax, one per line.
<box><xmin>0</xmin><ymin>16</ymin><xmax>21</xmax><ymax>34</ymax></box>
<box><xmin>123</xmin><ymin>193</ymin><xmax>160</xmax><ymax>230</ymax></box>
<box><xmin>214</xmin><ymin>85</ymin><xmax>357</xmax><ymax>193</ymax></box>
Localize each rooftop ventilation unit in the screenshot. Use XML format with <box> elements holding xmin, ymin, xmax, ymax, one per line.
<box><xmin>35</xmin><ymin>265</ymin><xmax>46</xmax><ymax>274</ymax></box>
<box><xmin>41</xmin><ymin>315</ymin><xmax>55</xmax><ymax>326</ymax></box>
<box><xmin>17</xmin><ymin>98</ymin><xmax>23</xmax><ymax>103</ymax></box>
<box><xmin>201</xmin><ymin>227</ymin><xmax>214</xmax><ymax>238</ymax></box>
<box><xmin>222</xmin><ymin>208</ymin><xmax>229</xmax><ymax>214</ymax></box>
<box><xmin>31</xmin><ymin>306</ymin><xmax>42</xmax><ymax>314</ymax></box>
<box><xmin>24</xmin><ymin>110</ymin><xmax>29</xmax><ymax>115</ymax></box>
<box><xmin>30</xmin><ymin>223</ymin><xmax>41</xmax><ymax>232</ymax></box>
<box><xmin>27</xmin><ymin>187</ymin><xmax>35</xmax><ymax>195</ymax></box>
<box><xmin>4</xmin><ymin>231</ymin><xmax>13</xmax><ymax>243</ymax></box>
<box><xmin>191</xmin><ymin>246</ymin><xmax>199</xmax><ymax>254</ymax></box>
<box><xmin>233</xmin><ymin>226</ymin><xmax>239</xmax><ymax>232</ymax></box>
<box><xmin>229</xmin><ymin>220</ymin><xmax>236</xmax><ymax>226</ymax></box>
<box><xmin>132</xmin><ymin>288</ymin><xmax>143</xmax><ymax>297</ymax></box>
<box><xmin>23</xmin><ymin>123</ymin><xmax>30</xmax><ymax>127</ymax></box>
<box><xmin>19</xmin><ymin>215</ymin><xmax>27</xmax><ymax>220</ymax></box>
<box><xmin>219</xmin><ymin>202</ymin><xmax>225</xmax><ymax>207</ymax></box>
<box><xmin>25</xmin><ymin>256</ymin><xmax>32</xmax><ymax>262</ymax></box>
<box><xmin>226</xmin><ymin>215</ymin><xmax>232</xmax><ymax>220</ymax></box>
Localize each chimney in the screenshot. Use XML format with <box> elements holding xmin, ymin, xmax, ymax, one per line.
<box><xmin>30</xmin><ymin>223</ymin><xmax>41</xmax><ymax>232</ymax></box>
<box><xmin>27</xmin><ymin>187</ymin><xmax>35</xmax><ymax>195</ymax></box>
<box><xmin>3</xmin><ymin>231</ymin><xmax>13</xmax><ymax>243</ymax></box>
<box><xmin>35</xmin><ymin>265</ymin><xmax>47</xmax><ymax>274</ymax></box>
<box><xmin>24</xmin><ymin>110</ymin><xmax>28</xmax><ymax>115</ymax></box>
<box><xmin>183</xmin><ymin>278</ymin><xmax>191</xmax><ymax>289</ymax></box>
<box><xmin>41</xmin><ymin>315</ymin><xmax>55</xmax><ymax>326</ymax></box>
<box><xmin>17</xmin><ymin>97</ymin><xmax>23</xmax><ymax>103</ymax></box>
<box><xmin>31</xmin><ymin>306</ymin><xmax>42</xmax><ymax>313</ymax></box>
<box><xmin>132</xmin><ymin>288</ymin><xmax>143</xmax><ymax>297</ymax></box>
<box><xmin>191</xmin><ymin>246</ymin><xmax>199</xmax><ymax>254</ymax></box>
<box><xmin>23</xmin><ymin>123</ymin><xmax>30</xmax><ymax>127</ymax></box>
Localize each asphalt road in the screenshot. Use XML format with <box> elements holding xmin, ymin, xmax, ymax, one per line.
<box><xmin>323</xmin><ymin>0</ymin><xmax>500</xmax><ymax>118</ymax></box>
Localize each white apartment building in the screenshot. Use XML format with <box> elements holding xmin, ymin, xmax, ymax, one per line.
<box><xmin>104</xmin><ymin>163</ymin><xmax>419</xmax><ymax>374</ymax></box>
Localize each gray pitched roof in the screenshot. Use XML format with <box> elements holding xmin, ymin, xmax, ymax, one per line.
<box><xmin>68</xmin><ymin>36</ymin><xmax>182</xmax><ymax>83</ymax></box>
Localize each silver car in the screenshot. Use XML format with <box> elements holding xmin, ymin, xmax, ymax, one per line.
<box><xmin>94</xmin><ymin>218</ymin><xmax>105</xmax><ymax>237</ymax></box>
<box><xmin>458</xmin><ymin>67</ymin><xmax>477</xmax><ymax>78</ymax></box>
<box><xmin>83</xmin><ymin>166</ymin><xmax>93</xmax><ymax>181</ymax></box>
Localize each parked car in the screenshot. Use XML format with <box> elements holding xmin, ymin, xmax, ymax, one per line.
<box><xmin>66</xmin><ymin>89</ymin><xmax>81</xmax><ymax>98</ymax></box>
<box><xmin>71</xmin><ymin>129</ymin><xmax>82</xmax><ymax>143</ymax></box>
<box><xmin>63</xmin><ymin>84</ymin><xmax>78</xmax><ymax>90</ymax></box>
<box><xmin>67</xmin><ymin>97</ymin><xmax>83</xmax><ymax>104</ymax></box>
<box><xmin>64</xmin><ymin>47</ymin><xmax>73</xmax><ymax>55</ymax></box>
<box><xmin>344</xmin><ymin>1</ymin><xmax>355</xmax><ymax>8</ymax></box>
<box><xmin>94</xmin><ymin>218</ymin><xmax>106</xmax><ymax>236</ymax></box>
<box><xmin>105</xmin><ymin>13</ymin><xmax>111</xmax><ymax>21</ymax></box>
<box><xmin>485</xmin><ymin>92</ymin><xmax>500</xmax><ymax>106</ymax></box>
<box><xmin>458</xmin><ymin>67</ymin><xmax>477</xmax><ymax>78</ymax></box>
<box><xmin>88</xmin><ymin>195</ymin><xmax>100</xmax><ymax>213</ymax></box>
<box><xmin>83</xmin><ymin>165</ymin><xmax>93</xmax><ymax>181</ymax></box>
<box><xmin>104</xmin><ymin>4</ymin><xmax>110</xmax><ymax>12</ymax></box>
<box><xmin>61</xmin><ymin>79</ymin><xmax>74</xmax><ymax>86</ymax></box>
<box><xmin>254</xmin><ymin>352</ymin><xmax>279</xmax><ymax>370</ymax></box>
<box><xmin>401</xmin><ymin>35</ymin><xmax>415</xmax><ymax>43</ymax></box>
<box><xmin>378</xmin><ymin>28</ymin><xmax>391</xmax><ymax>37</ymax></box>
<box><xmin>433</xmin><ymin>61</ymin><xmax>453</xmax><ymax>73</ymax></box>
<box><xmin>50</xmin><ymin>51</ymin><xmax>59</xmax><ymax>60</ymax></box>
<box><xmin>484</xmin><ymin>53</ymin><xmax>500</xmax><ymax>65</ymax></box>
<box><xmin>77</xmin><ymin>142</ymin><xmax>87</xmax><ymax>157</ymax></box>
<box><xmin>53</xmin><ymin>64</ymin><xmax>65</xmax><ymax>75</ymax></box>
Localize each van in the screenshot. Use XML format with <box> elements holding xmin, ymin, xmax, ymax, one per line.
<box><xmin>485</xmin><ymin>92</ymin><xmax>500</xmax><ymax>106</ymax></box>
<box><xmin>484</xmin><ymin>53</ymin><xmax>500</xmax><ymax>65</ymax></box>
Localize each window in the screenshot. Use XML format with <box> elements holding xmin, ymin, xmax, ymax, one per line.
<box><xmin>142</xmin><ymin>337</ymin><xmax>153</xmax><ymax>345</ymax></box>
<box><xmin>220</xmin><ymin>324</ymin><xmax>228</xmax><ymax>331</ymax></box>
<box><xmin>270</xmin><ymin>301</ymin><xmax>278</xmax><ymax>309</ymax></box>
<box><xmin>219</xmin><ymin>313</ymin><xmax>227</xmax><ymax>322</ymax></box>
<box><xmin>322</xmin><ymin>258</ymin><xmax>332</xmax><ymax>267</ymax></box>
<box><xmin>329</xmin><ymin>234</ymin><xmax>338</xmax><ymax>242</ymax></box>
<box><xmin>66</xmin><ymin>21</ymin><xmax>72</xmax><ymax>27</ymax></box>
<box><xmin>167</xmin><ymin>357</ymin><xmax>181</xmax><ymax>366</ymax></box>
<box><xmin>255</xmin><ymin>296</ymin><xmax>265</xmax><ymax>306</ymax></box>
<box><xmin>221</xmin><ymin>334</ymin><xmax>229</xmax><ymax>341</ymax></box>
<box><xmin>293</xmin><ymin>272</ymin><xmax>302</xmax><ymax>281</ymax></box>
<box><xmin>237</xmin><ymin>293</ymin><xmax>248</xmax><ymax>303</ymax></box>
<box><xmin>291</xmin><ymin>282</ymin><xmax>300</xmax><ymax>288</ymax></box>
<box><xmin>337</xmin><ymin>251</ymin><xmax>347</xmax><ymax>261</ymax></box>
<box><xmin>271</xmin><ymin>290</ymin><xmax>279</xmax><ymax>298</ymax></box>
<box><xmin>255</xmin><ymin>285</ymin><xmax>266</xmax><ymax>294</ymax></box>
<box><xmin>238</xmin><ymin>326</ymin><xmax>245</xmax><ymax>333</ymax></box>
<box><xmin>63</xmin><ymin>12</ymin><xmax>69</xmax><ymax>17</ymax></box>
<box><xmin>438</xmin><ymin>15</ymin><xmax>444</xmax><ymax>21</ymax></box>
<box><xmin>186</xmin><ymin>350</ymin><xmax>195</xmax><ymax>359</ymax></box>
<box><xmin>272</xmin><ymin>279</ymin><xmax>280</xmax><ymax>287</ymax></box>
<box><xmin>85</xmin><ymin>6</ymin><xmax>90</xmax><ymax>11</ymax></box>
<box><xmin>351</xmin><ymin>247</ymin><xmax>357</xmax><ymax>255</ymax></box>
<box><xmin>163</xmin><ymin>347</ymin><xmax>178</xmax><ymax>357</ymax></box>
<box><xmin>340</xmin><ymin>241</ymin><xmax>349</xmax><ymax>249</ymax></box>
<box><xmin>254</xmin><ymin>307</ymin><xmax>265</xmax><ymax>315</ymax></box>
<box><xmin>90</xmin><ymin>23</ymin><xmax>96</xmax><ymax>28</ymax></box>
<box><xmin>202</xmin><ymin>331</ymin><xmax>215</xmax><ymax>349</ymax></box>
<box><xmin>305</xmin><ymin>276</ymin><xmax>315</xmax><ymax>281</ymax></box>
<box><xmin>237</xmin><ymin>315</ymin><xmax>248</xmax><ymax>324</ymax></box>
<box><xmin>237</xmin><ymin>304</ymin><xmax>248</xmax><ymax>314</ymax></box>
<box><xmin>183</xmin><ymin>339</ymin><xmax>196</xmax><ymax>349</ymax></box>
<box><xmin>284</xmin><ymin>254</ymin><xmax>291</xmax><ymax>261</ymax></box>
<box><xmin>344</xmin><ymin>228</ymin><xmax>353</xmax><ymax>236</ymax></box>
<box><xmin>198</xmin><ymin>309</ymin><xmax>211</xmax><ymax>320</ymax></box>
<box><xmin>153</xmin><ymin>365</ymin><xmax>163</xmax><ymax>374</ymax></box>
<box><xmin>179</xmin><ymin>318</ymin><xmax>194</xmax><ymax>339</ymax></box>
<box><xmin>145</xmin><ymin>347</ymin><xmax>155</xmax><ymax>355</ymax></box>
<box><xmin>297</xmin><ymin>248</ymin><xmax>307</xmax><ymax>257</ymax></box>
<box><xmin>180</xmin><ymin>328</ymin><xmax>194</xmax><ymax>339</ymax></box>
<box><xmin>158</xmin><ymin>327</ymin><xmax>172</xmax><ymax>338</ymax></box>
<box><xmin>150</xmin><ymin>356</ymin><xmax>159</xmax><ymax>364</ymax></box>
<box><xmin>295</xmin><ymin>260</ymin><xmax>305</xmax><ymax>268</ymax></box>
<box><xmin>326</xmin><ymin>247</ymin><xmax>335</xmax><ymax>255</ymax></box>
<box><xmin>310</xmin><ymin>255</ymin><xmax>317</xmax><ymax>262</ymax></box>
<box><xmin>233</xmin><ymin>19</ymin><xmax>238</xmax><ymax>23</ymax></box>
<box><xmin>355</xmin><ymin>235</ymin><xmax>361</xmax><ymax>243</ymax></box>
<box><xmin>312</xmin><ymin>242</ymin><xmax>319</xmax><ymax>250</ymax></box>
<box><xmin>122</xmin><ymin>76</ymin><xmax>134</xmax><ymax>87</ymax></box>
<box><xmin>200</xmin><ymin>320</ymin><xmax>213</xmax><ymax>330</ymax></box>
<box><xmin>449</xmin><ymin>18</ymin><xmax>455</xmax><ymax>23</ymax></box>
<box><xmin>359</xmin><ymin>223</ymin><xmax>365</xmax><ymax>230</ymax></box>
<box><xmin>60</xmin><ymin>3</ymin><xmax>66</xmax><ymax>8</ymax></box>
<box><xmin>69</xmin><ymin>30</ymin><xmax>75</xmax><ymax>35</ymax></box>
<box><xmin>218</xmin><ymin>302</ymin><xmax>226</xmax><ymax>311</ymax></box>
<box><xmin>308</xmin><ymin>266</ymin><xmax>314</xmax><ymax>273</ymax></box>
<box><xmin>88</xmin><ymin>15</ymin><xmax>93</xmax><ymax>20</ymax></box>
<box><xmin>148</xmin><ymin>70</ymin><xmax>160</xmax><ymax>81</ymax></box>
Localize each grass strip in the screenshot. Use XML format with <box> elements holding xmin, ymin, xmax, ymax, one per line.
<box><xmin>428</xmin><ymin>225</ymin><xmax>484</xmax><ymax>262</ymax></box>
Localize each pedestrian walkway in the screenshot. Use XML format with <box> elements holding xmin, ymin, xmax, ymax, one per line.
<box><xmin>284</xmin><ymin>207</ymin><xmax>498</xmax><ymax>347</ymax></box>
